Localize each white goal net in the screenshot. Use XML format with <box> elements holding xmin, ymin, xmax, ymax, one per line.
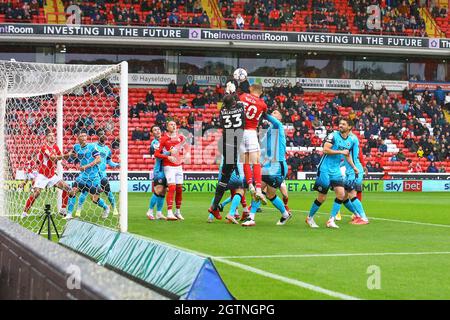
<box><xmin>0</xmin><ymin>60</ymin><xmax>128</xmax><ymax>234</ymax></box>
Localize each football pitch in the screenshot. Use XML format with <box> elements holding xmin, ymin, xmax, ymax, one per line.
<box><xmin>128</xmin><ymin>192</ymin><xmax>450</xmax><ymax>300</ymax></box>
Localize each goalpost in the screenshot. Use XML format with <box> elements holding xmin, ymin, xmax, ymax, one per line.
<box><xmin>0</xmin><ymin>60</ymin><xmax>128</xmax><ymax>233</ymax></box>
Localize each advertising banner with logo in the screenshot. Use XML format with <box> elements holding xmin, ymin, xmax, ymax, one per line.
<box><xmin>248</xmin><ymin>76</ymin><xmax>297</xmax><ymax>87</ymax></box>
<box><xmin>1</xmin><ymin>24</ymin><xmax>449</xmax><ymax>52</ymax></box>
<box><xmin>409</xmin><ymin>81</ymin><xmax>450</xmax><ymax>91</ymax></box>
<box><xmin>383</xmin><ymin>180</ymin><xmax>449</xmax><ymax>192</ymax></box>
<box><xmin>422</xmin><ymin>180</ymin><xmax>450</xmax><ymax>192</ymax></box>
<box><xmin>127</xmin><ymin>180</ymin><xmax>384</xmax><ymax>193</ymax></box>
<box><xmin>350</xmin><ymin>79</ymin><xmax>409</xmax><ymax>91</ymax></box>
<box><xmin>177</xmin><ymin>74</ymin><xmax>229</xmax><ymax>86</ymax></box>
<box><xmin>109</xmin><ymin>73</ymin><xmax>177</xmax><ymax>85</ymax></box>
<box><xmin>248</xmin><ymin>76</ymin><xmax>408</xmax><ymax>91</ymax></box>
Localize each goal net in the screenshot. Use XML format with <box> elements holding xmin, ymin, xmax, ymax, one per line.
<box><xmin>0</xmin><ymin>60</ymin><xmax>128</xmax><ymax>233</ymax></box>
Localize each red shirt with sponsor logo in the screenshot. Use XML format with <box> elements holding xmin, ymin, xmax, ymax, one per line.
<box><xmin>155</xmin><ymin>133</ymin><xmax>186</xmax><ymax>167</ymax></box>
<box><xmin>239</xmin><ymin>93</ymin><xmax>267</xmax><ymax>130</ymax></box>
<box><xmin>38</xmin><ymin>144</ymin><xmax>61</xmax><ymax>178</ymax></box>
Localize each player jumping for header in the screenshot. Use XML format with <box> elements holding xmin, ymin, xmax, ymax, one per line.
<box><xmin>239</xmin><ymin>84</ymin><xmax>268</xmax><ymax>205</ymax></box>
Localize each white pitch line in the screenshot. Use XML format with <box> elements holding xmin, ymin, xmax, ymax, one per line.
<box><xmin>137</xmin><ymin>234</ymin><xmax>362</xmax><ymax>300</ymax></box>
<box><xmin>216</xmin><ymin>251</ymin><xmax>450</xmax><ymax>259</ymax></box>
<box><xmin>293</xmin><ymin>209</ymin><xmax>450</xmax><ymax>229</ymax></box>
<box><xmin>129</xmin><ymin>202</ymin><xmax>450</xmax><ymax>229</ymax></box>
<box><xmin>212</xmin><ymin>256</ymin><xmax>360</xmax><ymax>300</ymax></box>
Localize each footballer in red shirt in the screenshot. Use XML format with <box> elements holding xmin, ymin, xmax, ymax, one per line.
<box><xmin>239</xmin><ymin>83</ymin><xmax>267</xmax><ymax>204</ymax></box>
<box><xmin>22</xmin><ymin>130</ymin><xmax>73</xmax><ymax>218</ymax></box>
<box><xmin>155</xmin><ymin>121</ymin><xmax>188</xmax><ymax>221</ymax></box>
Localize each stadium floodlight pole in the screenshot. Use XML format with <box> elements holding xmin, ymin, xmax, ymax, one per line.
<box><xmin>56</xmin><ymin>94</ymin><xmax>64</xmax><ymax>211</ymax></box>
<box><xmin>119</xmin><ymin>61</ymin><xmax>128</xmax><ymax>232</ymax></box>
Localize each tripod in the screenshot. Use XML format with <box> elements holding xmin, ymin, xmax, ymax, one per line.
<box><xmin>38</xmin><ymin>204</ymin><xmax>60</xmax><ymax>241</ymax></box>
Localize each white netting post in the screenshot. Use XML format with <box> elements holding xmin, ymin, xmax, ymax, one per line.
<box><xmin>56</xmin><ymin>94</ymin><xmax>63</xmax><ymax>212</ymax></box>
<box><xmin>0</xmin><ymin>73</ymin><xmax>7</xmax><ymax>215</ymax></box>
<box><xmin>119</xmin><ymin>61</ymin><xmax>128</xmax><ymax>233</ymax></box>
<box><xmin>0</xmin><ymin>60</ymin><xmax>125</xmax><ymax>232</ymax></box>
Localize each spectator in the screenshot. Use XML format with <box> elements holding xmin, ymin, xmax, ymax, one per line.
<box><xmin>131</xmin><ymin>129</ymin><xmax>143</xmax><ymax>141</ymax></box>
<box><xmin>136</xmin><ymin>100</ymin><xmax>148</xmax><ymax>113</ymax></box>
<box><xmin>158</xmin><ymin>100</ymin><xmax>168</xmax><ymax>113</ymax></box>
<box><xmin>287</xmin><ymin>153</ymin><xmax>302</xmax><ymax>179</ymax></box>
<box><xmin>129</xmin><ymin>105</ymin><xmax>140</xmax><ymax>119</ymax></box>
<box><xmin>292</xmin><ymin>82</ymin><xmax>304</xmax><ymax>96</ymax></box>
<box><xmin>192</xmin><ymin>93</ymin><xmax>206</xmax><ymax>109</ymax></box>
<box><xmin>179</xmin><ymin>95</ymin><xmax>190</xmax><ymax>109</ymax></box>
<box><xmin>190</xmin><ymin>80</ymin><xmax>200</xmax><ymax>95</ymax></box>
<box><xmin>145</xmin><ymin>90</ymin><xmax>155</xmax><ymax>104</ymax></box>
<box><xmin>168</xmin><ymin>80</ymin><xmax>177</xmax><ymax>94</ymax></box>
<box><xmin>417</xmin><ymin>146</ymin><xmax>424</xmax><ymax>158</ymax></box>
<box><xmin>372</xmin><ymin>162</ymin><xmax>384</xmax><ymax>173</ymax></box>
<box><xmin>182</xmin><ymin>80</ymin><xmax>192</xmax><ymax>94</ymax></box>
<box><xmin>378</xmin><ymin>140</ymin><xmax>388</xmax><ymax>153</ymax></box>
<box><xmin>427</xmin><ymin>161</ymin><xmax>438</xmax><ymax>173</ymax></box>
<box><xmin>142</xmin><ymin>128</ymin><xmax>151</xmax><ymax>141</ymax></box>
<box><xmin>434</xmin><ymin>86</ymin><xmax>445</xmax><ymax>106</ymax></box>
<box><xmin>439</xmin><ymin>166</ymin><xmax>446</xmax><ymax>173</ymax></box>
<box><xmin>155</xmin><ymin>110</ymin><xmax>166</xmax><ymax>126</ymax></box>
<box><xmin>236</xmin><ymin>14</ymin><xmax>245</xmax><ymax>29</ymax></box>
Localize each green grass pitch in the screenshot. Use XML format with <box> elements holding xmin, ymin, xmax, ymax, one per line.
<box><xmin>128</xmin><ymin>192</ymin><xmax>450</xmax><ymax>300</ymax></box>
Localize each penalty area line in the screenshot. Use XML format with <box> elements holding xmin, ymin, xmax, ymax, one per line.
<box><xmin>216</xmin><ymin>251</ymin><xmax>450</xmax><ymax>259</ymax></box>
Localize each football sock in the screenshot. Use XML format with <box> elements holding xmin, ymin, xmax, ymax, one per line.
<box><xmin>243</xmin><ymin>163</ymin><xmax>253</xmax><ymax>186</ymax></box>
<box><xmin>107</xmin><ymin>191</ymin><xmax>116</xmax><ymax>209</ymax></box>
<box><xmin>250</xmin><ymin>200</ymin><xmax>260</xmax><ymax>220</ymax></box>
<box><xmin>156</xmin><ymin>194</ymin><xmax>165</xmax><ymax>212</ymax></box>
<box><xmin>331</xmin><ymin>198</ymin><xmax>343</xmax><ymax>218</ymax></box>
<box><xmin>95</xmin><ymin>198</ymin><xmax>108</xmax><ymax>210</ymax></box>
<box><xmin>175</xmin><ymin>185</ymin><xmax>183</xmax><ymax>209</ymax></box>
<box><xmin>68</xmin><ymin>196</ymin><xmax>77</xmax><ymax>215</ymax></box>
<box><xmin>166</xmin><ymin>185</ymin><xmax>176</xmax><ymax>210</ymax></box>
<box><xmin>62</xmin><ymin>190</ymin><xmax>69</xmax><ymax>209</ymax></box>
<box><xmin>351</xmin><ymin>197</ymin><xmax>367</xmax><ymax>219</ymax></box>
<box><xmin>308</xmin><ymin>199</ymin><xmax>322</xmax><ymax>218</ymax></box>
<box><xmin>77</xmin><ymin>191</ymin><xmax>88</xmax><ymax>209</ymax></box>
<box><xmin>229</xmin><ymin>194</ymin><xmax>242</xmax><ymax>216</ymax></box>
<box><xmin>149</xmin><ymin>194</ymin><xmax>158</xmax><ymax>210</ymax></box>
<box><xmin>343</xmin><ymin>199</ymin><xmax>357</xmax><ymax>214</ymax></box>
<box><xmin>24</xmin><ymin>194</ymin><xmax>36</xmax><ymax>213</ymax></box>
<box><xmin>211</xmin><ymin>181</ymin><xmax>227</xmax><ymax>210</ymax></box>
<box><xmin>253</xmin><ymin>164</ymin><xmax>262</xmax><ymax>189</ymax></box>
<box><xmin>269</xmin><ymin>195</ymin><xmax>286</xmax><ymax>215</ymax></box>
<box><xmin>221</xmin><ymin>196</ymin><xmax>232</xmax><ymax>208</ymax></box>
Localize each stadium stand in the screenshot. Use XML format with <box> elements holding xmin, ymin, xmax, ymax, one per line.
<box><xmin>0</xmin><ymin>0</ymin><xmax>46</xmax><ymax>23</ymax></box>
<box><xmin>128</xmin><ymin>82</ymin><xmax>450</xmax><ymax>174</ymax></box>
<box><xmin>3</xmin><ymin>0</ymin><xmax>446</xmax><ymax>38</ymax></box>
<box><xmin>5</xmin><ymin>80</ymin><xmax>449</xmax><ymax>176</ymax></box>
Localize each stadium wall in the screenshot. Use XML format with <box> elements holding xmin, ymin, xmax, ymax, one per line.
<box><xmin>0</xmin><ymin>217</ymin><xmax>167</xmax><ymax>300</ymax></box>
